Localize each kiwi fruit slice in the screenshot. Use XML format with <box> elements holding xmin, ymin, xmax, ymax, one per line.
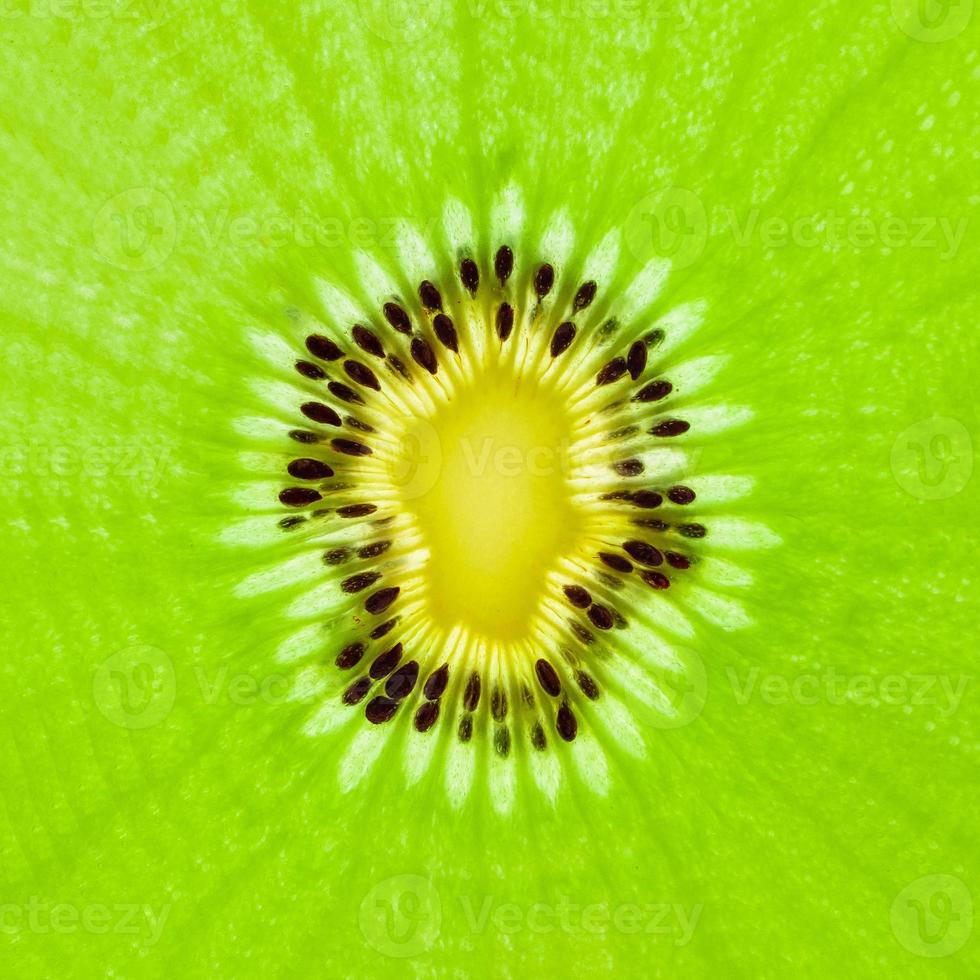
<box><xmin>2</xmin><ymin>5</ymin><xmax>977</xmax><ymax>977</ymax></box>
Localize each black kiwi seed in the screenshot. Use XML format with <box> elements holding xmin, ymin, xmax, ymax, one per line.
<box><xmin>573</xmin><ymin>280</ymin><xmax>597</xmax><ymax>311</ymax></box>
<box><xmin>640</xmin><ymin>569</ymin><xmax>671</xmax><ymax>590</ymax></box>
<box><xmin>365</xmin><ymin>696</ymin><xmax>399</xmax><ymax>724</ymax></box>
<box><xmin>382</xmin><ymin>302</ymin><xmax>413</xmax><ymax>335</ymax></box>
<box><xmin>328</xmin><ymin>381</ymin><xmax>364</xmax><ymax>405</ymax></box>
<box><xmin>279</xmin><ymin>516</ymin><xmax>306</xmax><ymax>530</ymax></box>
<box><xmin>345</xmin><ymin>416</ymin><xmax>374</xmax><ymax>433</ymax></box>
<box><xmin>531</xmin><ymin>722</ymin><xmax>547</xmax><ymax>750</ymax></box>
<box><xmin>679</xmin><ymin>523</ymin><xmax>707</xmax><ymax>539</ymax></box>
<box><xmin>306</xmin><ymin>334</ymin><xmax>343</xmax><ymax>361</ymax></box>
<box><xmin>633</xmin><ymin>380</ymin><xmax>672</xmax><ymax>403</ymax></box>
<box><xmin>587</xmin><ymin>604</ymin><xmax>614</xmax><ymax>630</ymax></box>
<box><xmin>415</xmin><ymin>700</ymin><xmax>440</xmax><ymax>732</ymax></box>
<box><xmin>295</xmin><ymin>359</ymin><xmax>326</xmax><ymax>380</ymax></box>
<box><xmin>627</xmin><ymin>340</ymin><xmax>647</xmax><ymax>380</ymax></box>
<box><xmin>344</xmin><ymin>360</ymin><xmax>381</xmax><ymax>391</ymax></box>
<box><xmin>370</xmin><ymin>618</ymin><xmax>397</xmax><ymax>639</ymax></box>
<box><xmin>491</xmin><ymin>688</ymin><xmax>507</xmax><ymax>721</ymax></box>
<box><xmin>521</xmin><ymin>684</ymin><xmax>535</xmax><ymax>707</ymax></box>
<box><xmin>550</xmin><ymin>321</ymin><xmax>576</xmax><ymax>357</ymax></box>
<box><xmin>337</xmin><ymin>503</ymin><xmax>377</xmax><ymax>519</ymax></box>
<box><xmin>279</xmin><ymin>487</ymin><xmax>321</xmax><ymax>506</ymax></box>
<box><xmin>596</xmin><ymin>357</ymin><xmax>627</xmax><ymax>386</ymax></box>
<box><xmin>423</xmin><ymin>664</ymin><xmax>449</xmax><ymax>700</ymax></box>
<box><xmin>534</xmin><ymin>263</ymin><xmax>554</xmax><ymax>298</ymax></box>
<box><xmin>358</xmin><ymin>540</ymin><xmax>391</xmax><ymax>559</ymax></box>
<box><xmin>496</xmin><ymin>303</ymin><xmax>514</xmax><ymax>341</ymax></box>
<box><xmin>369</xmin><ymin>643</ymin><xmax>402</xmax><ymax>679</ymax></box>
<box><xmin>460</xmin><ymin>258</ymin><xmax>479</xmax><ymax>294</ymax></box>
<box><xmin>667</xmin><ymin>485</ymin><xmax>696</xmax><ymax>504</ymax></box>
<box><xmin>650</xmin><ymin>419</ymin><xmax>690</xmax><ymax>437</ymax></box>
<box><xmin>289</xmin><ymin>429</ymin><xmax>321</xmax><ymax>444</ymax></box>
<box><xmin>494</xmin><ymin>727</ymin><xmax>511</xmax><ymax>758</ymax></box>
<box><xmin>385</xmin><ymin>661</ymin><xmax>419</xmax><ymax>699</ymax></box>
<box><xmin>410</xmin><ymin>336</ymin><xmax>438</xmax><ymax>374</ymax></box>
<box><xmin>323</xmin><ymin>547</ymin><xmax>352</xmax><ymax>565</ymax></box>
<box><xmin>418</xmin><ymin>280</ymin><xmax>443</xmax><ymax>311</ymax></box>
<box><xmin>666</xmin><ymin>551</ymin><xmax>691</xmax><ymax>569</ymax></box>
<box><xmin>463</xmin><ymin>671</ymin><xmax>481</xmax><ymax>710</ymax></box>
<box><xmin>343</xmin><ymin>677</ymin><xmax>372</xmax><ymax>705</ymax></box>
<box><xmin>562</xmin><ymin>584</ymin><xmax>592</xmax><ymax>608</ymax></box>
<box><xmin>336</xmin><ymin>642</ymin><xmax>365</xmax><ymax>669</ymax></box>
<box><xmin>495</xmin><ymin>245</ymin><xmax>513</xmax><ymax>284</ymax></box>
<box><xmin>613</xmin><ymin>458</ymin><xmax>644</xmax><ymax>477</ymax></box>
<box><xmin>386</xmin><ymin>354</ymin><xmax>412</xmax><ymax>382</ymax></box>
<box><xmin>433</xmin><ymin>313</ymin><xmax>459</xmax><ymax>353</ymax></box>
<box><xmin>288</xmin><ymin>458</ymin><xmax>333</xmax><ymax>480</ymax></box>
<box><xmin>352</xmin><ymin>324</ymin><xmax>385</xmax><ymax>358</ymax></box>
<box><xmin>556</xmin><ymin>703</ymin><xmax>578</xmax><ymax>741</ymax></box>
<box><xmin>632</xmin><ymin>490</ymin><xmax>663</xmax><ymax>509</ymax></box>
<box><xmin>598</xmin><ymin>552</ymin><xmax>633</xmax><ymax>573</ymax></box>
<box><xmin>301</xmin><ymin>402</ymin><xmax>342</xmax><ymax>426</ymax></box>
<box><xmin>365</xmin><ymin>587</ymin><xmax>399</xmax><ymax>614</ymax></box>
<box><xmin>458</xmin><ymin>716</ymin><xmax>473</xmax><ymax>742</ymax></box>
<box><xmin>624</xmin><ymin>540</ymin><xmax>663</xmax><ymax>566</ymax></box>
<box><xmin>602</xmin><ymin>490</ymin><xmax>633</xmax><ymax>502</ymax></box>
<box><xmin>341</xmin><ymin>571</ymin><xmax>381</xmax><ymax>593</ymax></box>
<box><xmin>634</xmin><ymin>517</ymin><xmax>668</xmax><ymax>531</ymax></box>
<box><xmin>535</xmin><ymin>659</ymin><xmax>561</xmax><ymax>697</ymax></box>
<box><xmin>569</xmin><ymin>621</ymin><xmax>594</xmax><ymax>646</ymax></box>
<box><xmin>331</xmin><ymin>438</ymin><xmax>372</xmax><ymax>457</ymax></box>
<box><xmin>576</xmin><ymin>672</ymin><xmax>600</xmax><ymax>700</ymax></box>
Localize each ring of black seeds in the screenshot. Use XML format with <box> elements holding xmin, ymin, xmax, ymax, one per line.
<box><xmin>274</xmin><ymin>244</ymin><xmax>709</xmax><ymax>758</ymax></box>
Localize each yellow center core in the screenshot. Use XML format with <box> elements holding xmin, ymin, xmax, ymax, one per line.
<box><xmin>403</xmin><ymin>367</ymin><xmax>584</xmax><ymax>641</ymax></box>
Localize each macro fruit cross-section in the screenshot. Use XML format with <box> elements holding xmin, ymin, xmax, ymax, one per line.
<box><xmin>230</xmin><ymin>211</ymin><xmax>778</xmax><ymax>806</ymax></box>
<box><xmin>1</xmin><ymin>2</ymin><xmax>977</xmax><ymax>977</ymax></box>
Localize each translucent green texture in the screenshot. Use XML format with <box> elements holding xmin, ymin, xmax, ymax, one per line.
<box><xmin>1</xmin><ymin>2</ymin><xmax>977</xmax><ymax>976</ymax></box>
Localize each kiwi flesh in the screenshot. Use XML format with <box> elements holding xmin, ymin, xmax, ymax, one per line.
<box><xmin>2</xmin><ymin>5</ymin><xmax>978</xmax><ymax>979</ymax></box>
<box><xmin>265</xmin><ymin>233</ymin><xmax>740</xmax><ymax>774</ymax></box>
